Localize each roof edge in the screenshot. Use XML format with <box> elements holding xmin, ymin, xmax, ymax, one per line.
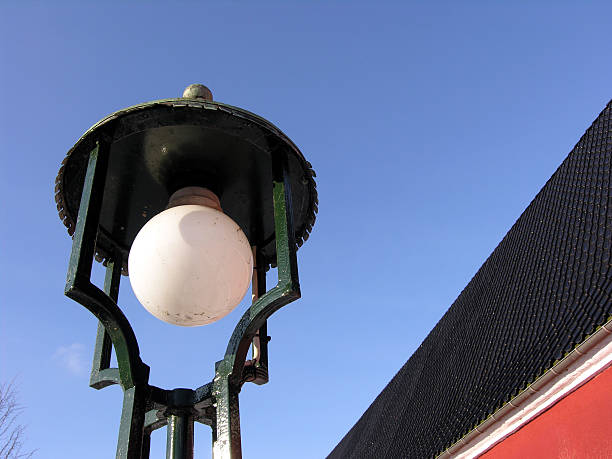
<box><xmin>438</xmin><ymin>316</ymin><xmax>612</xmax><ymax>458</ymax></box>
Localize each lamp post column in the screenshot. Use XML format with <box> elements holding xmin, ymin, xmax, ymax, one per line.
<box><xmin>166</xmin><ymin>414</ymin><xmax>194</xmax><ymax>459</ymax></box>
<box><xmin>164</xmin><ymin>388</ymin><xmax>196</xmax><ymax>459</ymax></box>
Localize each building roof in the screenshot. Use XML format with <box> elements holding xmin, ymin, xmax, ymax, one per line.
<box><xmin>329</xmin><ymin>99</ymin><xmax>612</xmax><ymax>459</ymax></box>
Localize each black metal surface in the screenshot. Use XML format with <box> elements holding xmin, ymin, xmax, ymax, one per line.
<box><xmin>55</xmin><ymin>98</ymin><xmax>317</xmax><ymax>273</ymax></box>
<box><xmin>329</xmin><ymin>99</ymin><xmax>612</xmax><ymax>459</ymax></box>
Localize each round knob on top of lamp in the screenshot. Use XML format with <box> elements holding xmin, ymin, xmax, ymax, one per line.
<box><xmin>182</xmin><ymin>84</ymin><xmax>213</xmax><ymax>101</ymax></box>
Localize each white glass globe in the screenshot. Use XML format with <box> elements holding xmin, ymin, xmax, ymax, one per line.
<box><xmin>128</xmin><ymin>188</ymin><xmax>253</xmax><ymax>326</ymax></box>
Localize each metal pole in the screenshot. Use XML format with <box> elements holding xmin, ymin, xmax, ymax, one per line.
<box><xmin>116</xmin><ymin>384</ymin><xmax>148</xmax><ymax>459</ymax></box>
<box><xmin>212</xmin><ymin>373</ymin><xmax>242</xmax><ymax>459</ymax></box>
<box><xmin>166</xmin><ymin>413</ymin><xmax>194</xmax><ymax>459</ymax></box>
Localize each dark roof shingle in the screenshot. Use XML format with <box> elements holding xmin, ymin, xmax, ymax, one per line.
<box><xmin>329</xmin><ymin>100</ymin><xmax>612</xmax><ymax>459</ymax></box>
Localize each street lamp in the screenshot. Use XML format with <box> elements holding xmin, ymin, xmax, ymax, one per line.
<box><xmin>54</xmin><ymin>84</ymin><xmax>317</xmax><ymax>458</ymax></box>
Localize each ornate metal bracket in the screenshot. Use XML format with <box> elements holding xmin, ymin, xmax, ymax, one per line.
<box><xmin>65</xmin><ymin>137</ymin><xmax>300</xmax><ymax>458</ymax></box>
<box><xmin>212</xmin><ymin>145</ymin><xmax>300</xmax><ymax>458</ymax></box>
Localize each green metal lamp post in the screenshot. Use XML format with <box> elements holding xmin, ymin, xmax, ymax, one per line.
<box><xmin>54</xmin><ymin>84</ymin><xmax>317</xmax><ymax>458</ymax></box>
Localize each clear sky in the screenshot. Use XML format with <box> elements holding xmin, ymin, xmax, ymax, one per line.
<box><xmin>1</xmin><ymin>3</ymin><xmax>611</xmax><ymax>458</ymax></box>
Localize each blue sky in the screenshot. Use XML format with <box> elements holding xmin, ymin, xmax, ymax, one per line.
<box><xmin>1</xmin><ymin>3</ymin><xmax>611</xmax><ymax>458</ymax></box>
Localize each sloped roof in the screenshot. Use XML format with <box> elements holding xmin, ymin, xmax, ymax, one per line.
<box><xmin>329</xmin><ymin>99</ymin><xmax>612</xmax><ymax>459</ymax></box>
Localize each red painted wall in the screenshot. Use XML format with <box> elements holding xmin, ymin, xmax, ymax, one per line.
<box><xmin>480</xmin><ymin>364</ymin><xmax>612</xmax><ymax>458</ymax></box>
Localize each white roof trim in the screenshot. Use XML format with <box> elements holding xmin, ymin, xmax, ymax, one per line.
<box><xmin>438</xmin><ymin>319</ymin><xmax>612</xmax><ymax>458</ymax></box>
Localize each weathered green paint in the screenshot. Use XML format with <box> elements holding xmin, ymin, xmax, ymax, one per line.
<box><xmin>116</xmin><ymin>385</ymin><xmax>149</xmax><ymax>459</ymax></box>
<box><xmin>222</xmin><ymin>148</ymin><xmax>300</xmax><ymax>381</ymax></box>
<box><xmin>144</xmin><ymin>409</ymin><xmax>165</xmax><ymax>433</ymax></box>
<box><xmin>64</xmin><ymin>140</ymin><xmax>149</xmax><ymax>390</ymax></box>
<box><xmin>64</xmin><ymin>141</ymin><xmax>150</xmax><ymax>458</ymax></box>
<box><xmin>212</xmin><ymin>365</ymin><xmax>242</xmax><ymax>459</ymax></box>
<box><xmin>68</xmin><ymin>282</ymin><xmax>148</xmax><ymax>388</ymax></box>
<box><xmin>90</xmin><ymin>257</ymin><xmax>122</xmax><ymax>389</ymax></box>
<box><xmin>141</xmin><ymin>433</ymin><xmax>151</xmax><ymax>459</ymax></box>
<box><xmin>254</xmin><ymin>254</ymin><xmax>269</xmax><ymax>384</ymax></box>
<box><xmin>212</xmin><ymin>148</ymin><xmax>300</xmax><ymax>458</ymax></box>
<box><xmin>271</xmin><ymin>148</ymin><xmax>300</xmax><ymax>293</ymax></box>
<box><xmin>166</xmin><ymin>414</ymin><xmax>194</xmax><ymax>459</ymax></box>
<box><xmin>65</xmin><ymin>141</ymin><xmax>106</xmax><ymax>287</ymax></box>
